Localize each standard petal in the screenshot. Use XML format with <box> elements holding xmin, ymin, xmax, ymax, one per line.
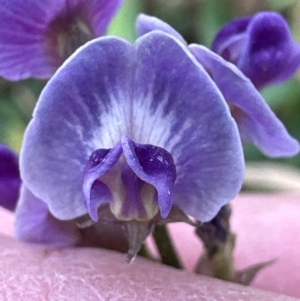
<box><xmin>21</xmin><ymin>32</ymin><xmax>244</xmax><ymax>222</ymax></box>
<box><xmin>133</xmin><ymin>33</ymin><xmax>244</xmax><ymax>222</ymax></box>
<box><xmin>21</xmin><ymin>36</ymin><xmax>134</xmax><ymax>220</ymax></box>
<box><xmin>189</xmin><ymin>44</ymin><xmax>300</xmax><ymax>157</ymax></box>
<box><xmin>136</xmin><ymin>14</ymin><xmax>186</xmax><ymax>45</ymax></box>
<box><xmin>15</xmin><ymin>186</ymin><xmax>80</xmax><ymax>246</ymax></box>
<box><xmin>0</xmin><ymin>144</ymin><xmax>21</xmax><ymax>211</ymax></box>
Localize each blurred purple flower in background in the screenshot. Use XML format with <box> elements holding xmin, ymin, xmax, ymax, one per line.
<box><xmin>16</xmin><ymin>32</ymin><xmax>244</xmax><ymax>257</ymax></box>
<box><xmin>137</xmin><ymin>14</ymin><xmax>300</xmax><ymax>158</ymax></box>
<box><xmin>0</xmin><ymin>0</ymin><xmax>123</xmax><ymax>80</ymax></box>
<box><xmin>0</xmin><ymin>144</ymin><xmax>21</xmax><ymax>211</ymax></box>
<box><xmin>212</xmin><ymin>12</ymin><xmax>300</xmax><ymax>89</ymax></box>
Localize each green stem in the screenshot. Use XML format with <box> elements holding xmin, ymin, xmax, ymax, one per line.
<box><xmin>137</xmin><ymin>243</ymin><xmax>155</xmax><ymax>261</ymax></box>
<box><xmin>195</xmin><ymin>204</ymin><xmax>236</xmax><ymax>280</ymax></box>
<box><xmin>153</xmin><ymin>224</ymin><xmax>182</xmax><ymax>269</ymax></box>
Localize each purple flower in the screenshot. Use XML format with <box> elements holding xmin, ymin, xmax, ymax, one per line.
<box><xmin>136</xmin><ymin>14</ymin><xmax>300</xmax><ymax>158</ymax></box>
<box><xmin>0</xmin><ymin>0</ymin><xmax>123</xmax><ymax>80</ymax></box>
<box><xmin>0</xmin><ymin>144</ymin><xmax>21</xmax><ymax>211</ymax></box>
<box><xmin>212</xmin><ymin>12</ymin><xmax>300</xmax><ymax>89</ymax></box>
<box><xmin>17</xmin><ymin>32</ymin><xmax>244</xmax><ymax>256</ymax></box>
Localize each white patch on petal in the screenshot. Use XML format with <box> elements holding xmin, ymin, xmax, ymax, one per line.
<box><xmin>131</xmin><ymin>93</ymin><xmax>172</xmax><ymax>147</ymax></box>
<box><xmin>91</xmin><ymin>94</ymin><xmax>130</xmax><ymax>149</ymax></box>
<box><xmin>86</xmin><ymin>86</ymin><xmax>198</xmax><ymax>167</ymax></box>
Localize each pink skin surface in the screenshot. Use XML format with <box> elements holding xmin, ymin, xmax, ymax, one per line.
<box><xmin>0</xmin><ymin>194</ymin><xmax>300</xmax><ymax>300</ymax></box>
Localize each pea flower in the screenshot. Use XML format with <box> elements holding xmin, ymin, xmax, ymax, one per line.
<box><xmin>0</xmin><ymin>144</ymin><xmax>21</xmax><ymax>211</ymax></box>
<box><xmin>212</xmin><ymin>12</ymin><xmax>300</xmax><ymax>89</ymax></box>
<box><xmin>0</xmin><ymin>0</ymin><xmax>123</xmax><ymax>80</ymax></box>
<box><xmin>16</xmin><ymin>32</ymin><xmax>244</xmax><ymax>258</ymax></box>
<box><xmin>137</xmin><ymin>14</ymin><xmax>300</xmax><ymax>158</ymax></box>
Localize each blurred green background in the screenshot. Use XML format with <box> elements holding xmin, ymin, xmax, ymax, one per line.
<box><xmin>1</xmin><ymin>0</ymin><xmax>299</xmax><ymax>173</ymax></box>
